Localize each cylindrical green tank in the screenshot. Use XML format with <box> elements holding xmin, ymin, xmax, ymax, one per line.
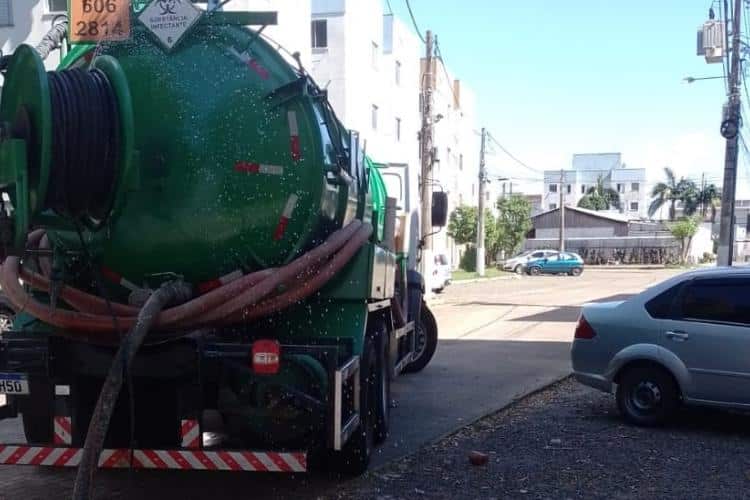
<box><xmin>0</xmin><ymin>9</ymin><xmax>375</xmax><ymax>287</ymax></box>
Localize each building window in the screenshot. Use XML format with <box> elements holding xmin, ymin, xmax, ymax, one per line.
<box><xmin>581</xmin><ymin>184</ymin><xmax>586</xmax><ymax>194</ymax></box>
<box><xmin>631</xmin><ymin>182</ymin><xmax>639</xmax><ymax>192</ymax></box>
<box><xmin>311</xmin><ymin>20</ymin><xmax>327</xmax><ymax>49</ymax></box>
<box><xmin>549</xmin><ymin>203</ymin><xmax>557</xmax><ymax>210</ymax></box>
<box><xmin>47</xmin><ymin>0</ymin><xmax>67</xmax><ymax>13</ymax></box>
<box><xmin>395</xmin><ymin>60</ymin><xmax>401</xmax><ymax>85</ymax></box>
<box><xmin>459</xmin><ymin>154</ymin><xmax>463</xmax><ymax>171</ymax></box>
<box><xmin>486</xmin><ymin>191</ymin><xmax>490</xmax><ymax>201</ymax></box>
<box><xmin>371</xmin><ymin>41</ymin><xmax>379</xmax><ymax>69</ymax></box>
<box><xmin>0</xmin><ymin>0</ymin><xmax>12</xmax><ymax>27</ymax></box>
<box><xmin>549</xmin><ymin>184</ymin><xmax>558</xmax><ymax>193</ymax></box>
<box><xmin>616</xmin><ymin>183</ymin><xmax>624</xmax><ymax>193</ymax></box>
<box><xmin>630</xmin><ymin>202</ymin><xmax>639</xmax><ymax>211</ymax></box>
<box><xmin>567</xmin><ymin>184</ymin><xmax>572</xmax><ymax>194</ymax></box>
<box><xmin>472</xmin><ymin>184</ymin><xmax>475</xmax><ymax>196</ymax></box>
<box><xmin>395</xmin><ymin>117</ymin><xmax>401</xmax><ymax>141</ymax></box>
<box><xmin>371</xmin><ymin>105</ymin><xmax>378</xmax><ymax>130</ymax></box>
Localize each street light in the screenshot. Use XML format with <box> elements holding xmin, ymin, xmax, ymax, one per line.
<box><xmin>683</xmin><ymin>75</ymin><xmax>727</xmax><ymax>83</ymax></box>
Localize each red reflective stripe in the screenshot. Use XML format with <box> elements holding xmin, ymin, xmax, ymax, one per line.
<box><xmin>181</xmin><ymin>419</ymin><xmax>197</xmax><ymax>436</ymax></box>
<box><xmin>130</xmin><ymin>452</ymin><xmax>145</xmax><ymax>468</ymax></box>
<box><xmin>56</xmin><ymin>417</ymin><xmax>72</xmax><ymax>435</ymax></box>
<box><xmin>53</xmin><ymin>447</ymin><xmax>77</xmax><ymax>466</ymax></box>
<box><xmin>268</xmin><ymin>452</ymin><xmax>292</xmax><ymax>472</ymax></box>
<box><xmin>193</xmin><ymin>451</ymin><xmax>217</xmax><ymax>470</ymax></box>
<box><xmin>101</xmin><ymin>449</ymin><xmax>128</xmax><ymax>468</ymax></box>
<box><xmin>142</xmin><ymin>449</ymin><xmax>168</xmax><ymax>468</ymax></box>
<box><xmin>248</xmin><ymin>59</ymin><xmax>269</xmax><ymax>79</ymax></box>
<box><xmin>273</xmin><ymin>218</ymin><xmax>289</xmax><ymax>241</ymax></box>
<box><xmin>234</xmin><ymin>162</ymin><xmax>260</xmax><ymax>173</ymax></box>
<box><xmin>167</xmin><ymin>450</ymin><xmax>192</xmax><ymax>470</ymax></box>
<box><xmin>290</xmin><ymin>136</ymin><xmax>301</xmax><ymax>161</ymax></box>
<box><xmin>217</xmin><ymin>451</ymin><xmax>242</xmax><ymax>471</ymax></box>
<box><xmin>29</xmin><ymin>448</ymin><xmax>53</xmax><ymax>465</ymax></box>
<box><xmin>241</xmin><ymin>451</ymin><xmax>266</xmax><ymax>471</ymax></box>
<box><xmin>295</xmin><ymin>453</ymin><xmax>307</xmax><ymax>470</ymax></box>
<box><xmin>6</xmin><ymin>446</ymin><xmax>29</xmax><ymax>464</ymax></box>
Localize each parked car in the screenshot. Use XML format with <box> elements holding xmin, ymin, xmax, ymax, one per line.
<box><xmin>502</xmin><ymin>249</ymin><xmax>558</xmax><ymax>274</ymax></box>
<box><xmin>572</xmin><ymin>267</ymin><xmax>750</xmax><ymax>426</ymax></box>
<box><xmin>525</xmin><ymin>252</ymin><xmax>583</xmax><ymax>276</ymax></box>
<box><xmin>432</xmin><ymin>253</ymin><xmax>451</xmax><ymax>293</ymax></box>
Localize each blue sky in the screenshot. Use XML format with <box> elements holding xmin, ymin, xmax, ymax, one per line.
<box><xmin>387</xmin><ymin>0</ymin><xmax>747</xmax><ymax>196</ymax></box>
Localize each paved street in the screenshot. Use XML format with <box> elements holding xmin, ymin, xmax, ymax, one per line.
<box><xmin>0</xmin><ymin>267</ymin><xmax>680</xmax><ymax>499</ymax></box>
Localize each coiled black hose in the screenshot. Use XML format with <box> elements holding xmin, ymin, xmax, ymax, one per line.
<box><xmin>46</xmin><ymin>68</ymin><xmax>120</xmax><ymax>221</ymax></box>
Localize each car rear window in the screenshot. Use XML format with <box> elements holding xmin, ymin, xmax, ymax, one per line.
<box><xmin>644</xmin><ymin>283</ymin><xmax>681</xmax><ymax>319</ymax></box>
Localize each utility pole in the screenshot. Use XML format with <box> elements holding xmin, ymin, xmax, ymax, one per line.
<box><xmin>700</xmin><ymin>172</ymin><xmax>706</xmax><ymax>218</ymax></box>
<box><xmin>420</xmin><ymin>30</ymin><xmax>435</xmax><ymax>280</ymax></box>
<box><xmin>559</xmin><ymin>169</ymin><xmax>565</xmax><ymax>252</ymax></box>
<box><xmin>717</xmin><ymin>0</ymin><xmax>742</xmax><ymax>266</ymax></box>
<box><xmin>476</xmin><ymin>128</ymin><xmax>487</xmax><ymax>276</ymax></box>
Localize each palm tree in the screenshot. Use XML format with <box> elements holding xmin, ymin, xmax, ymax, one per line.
<box><xmin>678</xmin><ymin>179</ymin><xmax>700</xmax><ymax>216</ymax></box>
<box><xmin>699</xmin><ymin>183</ymin><xmax>721</xmax><ymax>222</ymax></box>
<box><xmin>649</xmin><ymin>167</ymin><xmax>681</xmax><ymax>220</ymax></box>
<box><xmin>578</xmin><ymin>176</ymin><xmax>621</xmax><ymax>211</ymax></box>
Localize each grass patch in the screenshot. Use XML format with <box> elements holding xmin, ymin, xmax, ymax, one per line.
<box><xmin>452</xmin><ymin>267</ymin><xmax>505</xmax><ymax>281</ymax></box>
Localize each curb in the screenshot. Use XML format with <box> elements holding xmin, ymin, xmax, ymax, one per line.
<box><xmin>451</xmin><ymin>274</ymin><xmax>518</xmax><ymax>286</ymax></box>
<box><xmin>367</xmin><ymin>372</ymin><xmax>572</xmax><ymax>474</ymax></box>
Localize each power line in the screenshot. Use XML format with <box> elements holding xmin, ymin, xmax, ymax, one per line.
<box><xmin>434</xmin><ymin>36</ymin><xmax>461</xmax><ymax>106</ymax></box>
<box><xmin>385</xmin><ymin>0</ymin><xmax>393</xmax><ymax>15</ymax></box>
<box><xmin>404</xmin><ymin>0</ymin><xmax>426</xmax><ymax>44</ymax></box>
<box><xmin>485</xmin><ymin>132</ymin><xmax>543</xmax><ymax>174</ymax></box>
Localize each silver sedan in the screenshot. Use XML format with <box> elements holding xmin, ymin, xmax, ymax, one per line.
<box><xmin>571</xmin><ymin>267</ymin><xmax>750</xmax><ymax>426</ymax></box>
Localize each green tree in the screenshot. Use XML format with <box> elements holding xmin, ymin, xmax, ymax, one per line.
<box><xmin>699</xmin><ymin>183</ymin><xmax>721</xmax><ymax>222</ymax></box>
<box><xmin>447</xmin><ymin>205</ymin><xmax>477</xmax><ymax>245</ymax></box>
<box><xmin>494</xmin><ymin>195</ymin><xmax>532</xmax><ymax>258</ymax></box>
<box><xmin>447</xmin><ymin>205</ymin><xmax>498</xmax><ymax>266</ymax></box>
<box><xmin>669</xmin><ymin>216</ymin><xmax>701</xmax><ymax>264</ymax></box>
<box><xmin>677</xmin><ymin>179</ymin><xmax>700</xmax><ymax>216</ymax></box>
<box><xmin>649</xmin><ymin>167</ymin><xmax>681</xmax><ymax>220</ymax></box>
<box><xmin>578</xmin><ymin>176</ymin><xmax>620</xmax><ymax>211</ymax></box>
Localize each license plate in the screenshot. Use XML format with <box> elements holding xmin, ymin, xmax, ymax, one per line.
<box><xmin>0</xmin><ymin>373</ymin><xmax>29</xmax><ymax>395</ymax></box>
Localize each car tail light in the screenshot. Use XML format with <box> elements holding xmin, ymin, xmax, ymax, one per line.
<box><xmin>251</xmin><ymin>339</ymin><xmax>281</xmax><ymax>374</ymax></box>
<box><xmin>574</xmin><ymin>315</ymin><xmax>597</xmax><ymax>339</ymax></box>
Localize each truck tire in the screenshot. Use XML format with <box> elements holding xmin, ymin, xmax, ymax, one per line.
<box><xmin>20</xmin><ymin>378</ymin><xmax>54</xmax><ymax>444</ymax></box>
<box><xmin>403</xmin><ymin>304</ymin><xmax>438</xmax><ymax>374</ymax></box>
<box><xmin>373</xmin><ymin>326</ymin><xmax>390</xmax><ymax>444</ymax></box>
<box><xmin>0</xmin><ymin>305</ymin><xmax>14</xmax><ymax>333</ymax></box>
<box><xmin>330</xmin><ymin>335</ymin><xmax>377</xmax><ymax>476</ymax></box>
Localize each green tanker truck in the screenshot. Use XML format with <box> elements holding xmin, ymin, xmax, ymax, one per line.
<box><xmin>0</xmin><ymin>0</ymin><xmax>444</xmax><ymax>489</ymax></box>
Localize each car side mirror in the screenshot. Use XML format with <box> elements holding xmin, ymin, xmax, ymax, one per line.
<box><xmin>432</xmin><ymin>192</ymin><xmax>448</xmax><ymax>227</ymax></box>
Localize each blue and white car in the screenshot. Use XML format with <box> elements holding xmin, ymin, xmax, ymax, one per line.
<box><xmin>572</xmin><ymin>267</ymin><xmax>750</xmax><ymax>426</ymax></box>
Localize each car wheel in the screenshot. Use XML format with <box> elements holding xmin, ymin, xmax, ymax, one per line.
<box><xmin>616</xmin><ymin>365</ymin><xmax>679</xmax><ymax>426</ymax></box>
<box><xmin>513</xmin><ymin>264</ymin><xmax>523</xmax><ymax>274</ymax></box>
<box><xmin>569</xmin><ymin>267</ymin><xmax>583</xmax><ymax>277</ymax></box>
<box><xmin>529</xmin><ymin>267</ymin><xmax>541</xmax><ymax>276</ymax></box>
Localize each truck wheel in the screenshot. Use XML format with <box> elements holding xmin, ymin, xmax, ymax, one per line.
<box><xmin>330</xmin><ymin>335</ymin><xmax>376</xmax><ymax>476</ymax></box>
<box><xmin>373</xmin><ymin>327</ymin><xmax>390</xmax><ymax>444</ymax></box>
<box><xmin>20</xmin><ymin>378</ymin><xmax>54</xmax><ymax>444</ymax></box>
<box><xmin>403</xmin><ymin>304</ymin><xmax>438</xmax><ymax>374</ymax></box>
<box><xmin>0</xmin><ymin>305</ymin><xmax>14</xmax><ymax>333</ymax></box>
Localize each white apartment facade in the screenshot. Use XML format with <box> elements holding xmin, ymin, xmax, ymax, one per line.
<box><xmin>310</xmin><ymin>0</ymin><xmax>420</xmax><ymax>170</ymax></box>
<box><xmin>542</xmin><ymin>153</ymin><xmax>647</xmax><ymax>218</ymax></box>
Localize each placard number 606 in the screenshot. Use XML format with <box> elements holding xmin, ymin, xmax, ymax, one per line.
<box><xmin>82</xmin><ymin>0</ymin><xmax>118</xmax><ymax>13</ymax></box>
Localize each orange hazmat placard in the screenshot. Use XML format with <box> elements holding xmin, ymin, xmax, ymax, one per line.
<box><xmin>70</xmin><ymin>0</ymin><xmax>131</xmax><ymax>43</ymax></box>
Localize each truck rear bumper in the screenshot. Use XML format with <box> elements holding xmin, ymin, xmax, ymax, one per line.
<box><xmin>0</xmin><ymin>445</ymin><xmax>307</xmax><ymax>472</ymax></box>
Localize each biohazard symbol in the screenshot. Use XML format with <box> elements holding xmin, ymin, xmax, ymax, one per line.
<box><xmin>158</xmin><ymin>0</ymin><xmax>180</xmax><ymax>15</ymax></box>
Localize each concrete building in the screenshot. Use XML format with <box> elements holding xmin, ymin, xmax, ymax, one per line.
<box><xmin>542</xmin><ymin>153</ymin><xmax>647</xmax><ymax>218</ymax></box>
<box><xmin>310</xmin><ymin>0</ymin><xmax>420</xmax><ymax>171</ymax></box>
